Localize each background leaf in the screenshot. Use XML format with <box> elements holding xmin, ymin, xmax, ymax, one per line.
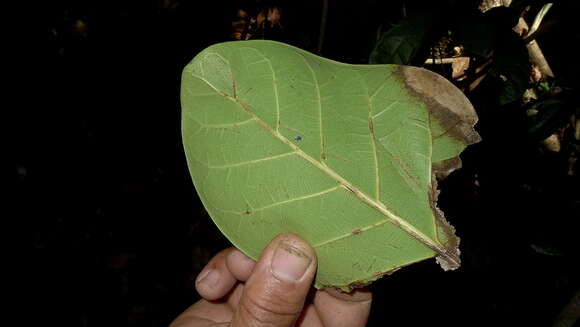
<box><xmin>452</xmin><ymin>10</ymin><xmax>496</xmax><ymax>58</ymax></box>
<box><xmin>181</xmin><ymin>40</ymin><xmax>479</xmax><ymax>289</ymax></box>
<box><xmin>490</xmin><ymin>32</ymin><xmax>531</xmax><ymax>105</ymax></box>
<box><xmin>369</xmin><ymin>14</ymin><xmax>435</xmax><ymax>65</ymax></box>
<box><xmin>526</xmin><ymin>91</ymin><xmax>576</xmax><ymax>141</ymax></box>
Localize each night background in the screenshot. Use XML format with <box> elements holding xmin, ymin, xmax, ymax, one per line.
<box><xmin>20</xmin><ymin>0</ymin><xmax>579</xmax><ymax>326</ymax></box>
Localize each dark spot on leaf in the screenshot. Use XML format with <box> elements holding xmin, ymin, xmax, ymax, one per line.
<box><xmin>351</xmin><ymin>228</ymin><xmax>362</xmax><ymax>235</ymax></box>
<box><xmin>344</xmin><ymin>184</ymin><xmax>356</xmax><ymax>194</ymax></box>
<box><xmin>244</xmin><ymin>209</ymin><xmax>252</xmax><ymax>215</ymax></box>
<box><xmin>232</xmin><ymin>79</ymin><xmax>237</xmax><ymax>98</ymax></box>
<box><xmin>294</xmin><ymin>135</ymin><xmax>302</xmax><ymax>142</ymax></box>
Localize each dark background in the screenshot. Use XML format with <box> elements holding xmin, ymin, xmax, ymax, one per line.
<box><xmin>19</xmin><ymin>0</ymin><xmax>579</xmax><ymax>326</ymax></box>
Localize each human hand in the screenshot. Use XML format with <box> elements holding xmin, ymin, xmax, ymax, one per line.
<box><xmin>170</xmin><ymin>233</ymin><xmax>372</xmax><ymax>327</ymax></box>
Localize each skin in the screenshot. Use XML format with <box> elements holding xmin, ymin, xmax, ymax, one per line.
<box><xmin>170</xmin><ymin>233</ymin><xmax>372</xmax><ymax>327</ymax></box>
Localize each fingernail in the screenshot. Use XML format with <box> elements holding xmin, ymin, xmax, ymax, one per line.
<box><xmin>196</xmin><ymin>268</ymin><xmax>220</xmax><ymax>287</ymax></box>
<box><xmin>271</xmin><ymin>241</ymin><xmax>312</xmax><ymax>282</ymax></box>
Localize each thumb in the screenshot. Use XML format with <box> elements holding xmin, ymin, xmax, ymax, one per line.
<box><xmin>231</xmin><ymin>234</ymin><xmax>317</xmax><ymax>327</ymax></box>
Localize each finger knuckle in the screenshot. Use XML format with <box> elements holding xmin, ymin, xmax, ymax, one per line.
<box><xmin>240</xmin><ymin>293</ymin><xmax>300</xmax><ymax>325</ymax></box>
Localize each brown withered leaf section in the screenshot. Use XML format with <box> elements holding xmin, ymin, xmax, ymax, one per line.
<box><xmin>397</xmin><ymin>66</ymin><xmax>481</xmax><ymax>270</ymax></box>
<box><xmin>399</xmin><ymin>66</ymin><xmax>481</xmax><ymax>177</ymax></box>
<box><xmin>429</xmin><ymin>177</ymin><xmax>461</xmax><ymax>270</ymax></box>
<box><xmin>399</xmin><ymin>66</ymin><xmax>480</xmax><ymax>146</ymax></box>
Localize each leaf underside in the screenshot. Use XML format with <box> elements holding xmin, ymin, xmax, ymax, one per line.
<box><xmin>181</xmin><ymin>40</ymin><xmax>480</xmax><ymax>290</ymax></box>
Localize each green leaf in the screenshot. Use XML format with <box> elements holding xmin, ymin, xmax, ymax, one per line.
<box><xmin>490</xmin><ymin>32</ymin><xmax>530</xmax><ymax>105</ymax></box>
<box><xmin>181</xmin><ymin>40</ymin><xmax>480</xmax><ymax>290</ymax></box>
<box><xmin>452</xmin><ymin>12</ymin><xmax>496</xmax><ymax>58</ymax></box>
<box><xmin>526</xmin><ymin>92</ymin><xmax>575</xmax><ymax>141</ymax></box>
<box><xmin>369</xmin><ymin>14</ymin><xmax>435</xmax><ymax>65</ymax></box>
